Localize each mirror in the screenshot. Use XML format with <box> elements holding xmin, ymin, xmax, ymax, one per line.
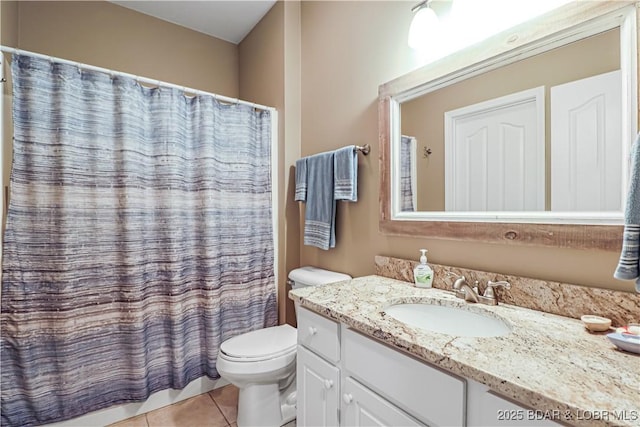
<box><xmin>379</xmin><ymin>1</ymin><xmax>637</xmax><ymax>249</ymax></box>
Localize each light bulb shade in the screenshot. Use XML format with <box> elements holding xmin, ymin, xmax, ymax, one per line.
<box><xmin>408</xmin><ymin>6</ymin><xmax>440</xmax><ymax>50</ymax></box>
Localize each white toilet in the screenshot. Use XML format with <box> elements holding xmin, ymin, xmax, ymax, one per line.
<box><xmin>216</xmin><ymin>266</ymin><xmax>351</xmax><ymax>427</ymax></box>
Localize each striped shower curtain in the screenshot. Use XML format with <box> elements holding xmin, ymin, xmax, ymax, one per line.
<box><xmin>400</xmin><ymin>135</ymin><xmax>417</xmax><ymax>212</ymax></box>
<box><xmin>1</xmin><ymin>54</ymin><xmax>277</xmax><ymax>426</ymax></box>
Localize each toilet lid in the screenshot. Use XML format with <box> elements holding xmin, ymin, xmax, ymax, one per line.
<box><xmin>220</xmin><ymin>324</ymin><xmax>297</xmax><ymax>361</ymax></box>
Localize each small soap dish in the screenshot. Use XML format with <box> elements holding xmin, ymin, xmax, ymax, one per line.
<box><xmin>580</xmin><ymin>315</ymin><xmax>612</xmax><ymax>332</ymax></box>
<box><xmin>607</xmin><ymin>333</ymin><xmax>640</xmax><ymax>355</ymax></box>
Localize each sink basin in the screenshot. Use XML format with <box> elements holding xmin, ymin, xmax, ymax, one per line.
<box><xmin>384</xmin><ymin>303</ymin><xmax>511</xmax><ymax>337</ymax></box>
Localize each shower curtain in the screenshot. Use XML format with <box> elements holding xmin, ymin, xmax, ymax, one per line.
<box><xmin>1</xmin><ymin>54</ymin><xmax>277</xmax><ymax>426</ymax></box>
<box><xmin>400</xmin><ymin>135</ymin><xmax>417</xmax><ymax>212</ymax></box>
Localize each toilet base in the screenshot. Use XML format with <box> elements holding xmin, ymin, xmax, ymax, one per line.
<box><xmin>236</xmin><ymin>379</ymin><xmax>296</xmax><ymax>427</ymax></box>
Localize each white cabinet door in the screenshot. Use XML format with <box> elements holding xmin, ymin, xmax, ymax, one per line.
<box><xmin>341</xmin><ymin>377</ymin><xmax>424</xmax><ymax>427</ymax></box>
<box><xmin>297</xmin><ymin>345</ymin><xmax>340</xmax><ymax>427</ymax></box>
<box><xmin>551</xmin><ymin>70</ymin><xmax>622</xmax><ymax>211</ymax></box>
<box><xmin>467</xmin><ymin>379</ymin><xmax>562</xmax><ymax>427</ymax></box>
<box><xmin>445</xmin><ymin>87</ymin><xmax>545</xmax><ymax>211</ymax></box>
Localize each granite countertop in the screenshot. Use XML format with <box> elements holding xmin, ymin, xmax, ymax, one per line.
<box><xmin>289</xmin><ymin>275</ymin><xmax>640</xmax><ymax>427</ymax></box>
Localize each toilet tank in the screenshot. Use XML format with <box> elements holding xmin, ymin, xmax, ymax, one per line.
<box><xmin>288</xmin><ymin>266</ymin><xmax>351</xmax><ymax>290</ymax></box>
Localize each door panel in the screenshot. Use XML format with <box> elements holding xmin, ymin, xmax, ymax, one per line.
<box><xmin>297</xmin><ymin>345</ymin><xmax>340</xmax><ymax>427</ymax></box>
<box><xmin>445</xmin><ymin>87</ymin><xmax>545</xmax><ymax>211</ymax></box>
<box><xmin>341</xmin><ymin>377</ymin><xmax>423</xmax><ymax>427</ymax></box>
<box><xmin>551</xmin><ymin>70</ymin><xmax>622</xmax><ymax>211</ymax></box>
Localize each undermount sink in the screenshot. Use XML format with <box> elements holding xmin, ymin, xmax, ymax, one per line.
<box><xmin>383</xmin><ymin>303</ymin><xmax>511</xmax><ymax>338</ymax></box>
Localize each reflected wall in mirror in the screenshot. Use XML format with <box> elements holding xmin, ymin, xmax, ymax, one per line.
<box><xmin>400</xmin><ymin>29</ymin><xmax>621</xmax><ymax>213</ymax></box>
<box><xmin>379</xmin><ymin>1</ymin><xmax>637</xmax><ymax>249</ymax></box>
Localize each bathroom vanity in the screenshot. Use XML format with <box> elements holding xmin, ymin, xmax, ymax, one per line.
<box><xmin>290</xmin><ymin>276</ymin><xmax>640</xmax><ymax>427</ymax></box>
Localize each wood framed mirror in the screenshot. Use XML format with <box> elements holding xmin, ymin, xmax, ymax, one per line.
<box><xmin>379</xmin><ymin>1</ymin><xmax>638</xmax><ymax>250</ymax></box>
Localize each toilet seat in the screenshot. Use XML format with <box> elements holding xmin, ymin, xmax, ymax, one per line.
<box><xmin>220</xmin><ymin>324</ymin><xmax>297</xmax><ymax>362</ymax></box>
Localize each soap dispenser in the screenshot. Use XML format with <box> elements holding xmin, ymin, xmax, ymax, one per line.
<box><xmin>414</xmin><ymin>249</ymin><xmax>434</xmax><ymax>288</ymax></box>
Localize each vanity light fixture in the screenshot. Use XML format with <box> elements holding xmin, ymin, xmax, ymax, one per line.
<box><xmin>408</xmin><ymin>0</ymin><xmax>440</xmax><ymax>50</ymax></box>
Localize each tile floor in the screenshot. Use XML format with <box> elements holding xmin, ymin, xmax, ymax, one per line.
<box><xmin>109</xmin><ymin>385</ymin><xmax>240</xmax><ymax>427</ymax></box>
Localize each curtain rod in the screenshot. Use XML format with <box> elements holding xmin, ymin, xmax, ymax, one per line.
<box><xmin>0</xmin><ymin>46</ymin><xmax>276</xmax><ymax>112</ymax></box>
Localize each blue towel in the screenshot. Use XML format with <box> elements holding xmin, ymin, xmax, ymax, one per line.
<box><xmin>614</xmin><ymin>133</ymin><xmax>640</xmax><ymax>292</ymax></box>
<box><xmin>299</xmin><ymin>151</ymin><xmax>336</xmax><ymax>250</ymax></box>
<box><xmin>334</xmin><ymin>145</ymin><xmax>358</xmax><ymax>201</ymax></box>
<box><xmin>294</xmin><ymin>157</ymin><xmax>307</xmax><ymax>201</ymax></box>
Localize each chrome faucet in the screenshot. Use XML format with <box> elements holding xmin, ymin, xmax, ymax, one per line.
<box><xmin>446</xmin><ymin>272</ymin><xmax>511</xmax><ymax>306</ymax></box>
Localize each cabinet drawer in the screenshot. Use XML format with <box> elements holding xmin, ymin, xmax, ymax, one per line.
<box><xmin>297</xmin><ymin>307</ymin><xmax>340</xmax><ymax>363</ymax></box>
<box><xmin>343</xmin><ymin>326</ymin><xmax>466</xmax><ymax>427</ymax></box>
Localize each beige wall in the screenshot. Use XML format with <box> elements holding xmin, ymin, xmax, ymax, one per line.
<box><xmin>1</xmin><ymin>1</ymin><xmax>19</xmax><ymax>241</ymax></box>
<box><xmin>239</xmin><ymin>0</ymin><xmax>301</xmax><ymax>326</ymax></box>
<box><xmin>13</xmin><ymin>1</ymin><xmax>239</xmax><ymax>97</ymax></box>
<box><xmin>281</xmin><ymin>0</ymin><xmax>302</xmax><ymax>325</ymax></box>
<box><xmin>402</xmin><ymin>29</ymin><xmax>620</xmax><ymax>211</ymax></box>
<box><xmin>298</xmin><ymin>0</ymin><xmax>633</xmax><ymax>307</ymax></box>
<box><xmin>1</xmin><ymin>1</ymin><xmax>18</xmax><ymax>47</ymax></box>
<box><xmin>299</xmin><ymin>1</ymin><xmax>416</xmax><ymax>282</ymax></box>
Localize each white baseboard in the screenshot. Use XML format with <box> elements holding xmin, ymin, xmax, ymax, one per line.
<box><xmin>43</xmin><ymin>376</ymin><xmax>230</xmax><ymax>427</ymax></box>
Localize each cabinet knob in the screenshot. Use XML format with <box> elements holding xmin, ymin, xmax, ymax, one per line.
<box><xmin>324</xmin><ymin>379</ymin><xmax>333</xmax><ymax>390</ymax></box>
<box><xmin>342</xmin><ymin>393</ymin><xmax>353</xmax><ymax>404</ymax></box>
<box><xmin>308</xmin><ymin>326</ymin><xmax>317</xmax><ymax>336</ymax></box>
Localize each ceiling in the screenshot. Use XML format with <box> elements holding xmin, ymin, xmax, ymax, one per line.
<box><xmin>110</xmin><ymin>1</ymin><xmax>278</xmax><ymax>44</ymax></box>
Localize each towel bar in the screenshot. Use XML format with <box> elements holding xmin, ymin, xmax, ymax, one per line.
<box><xmin>355</xmin><ymin>144</ymin><xmax>370</xmax><ymax>155</ymax></box>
